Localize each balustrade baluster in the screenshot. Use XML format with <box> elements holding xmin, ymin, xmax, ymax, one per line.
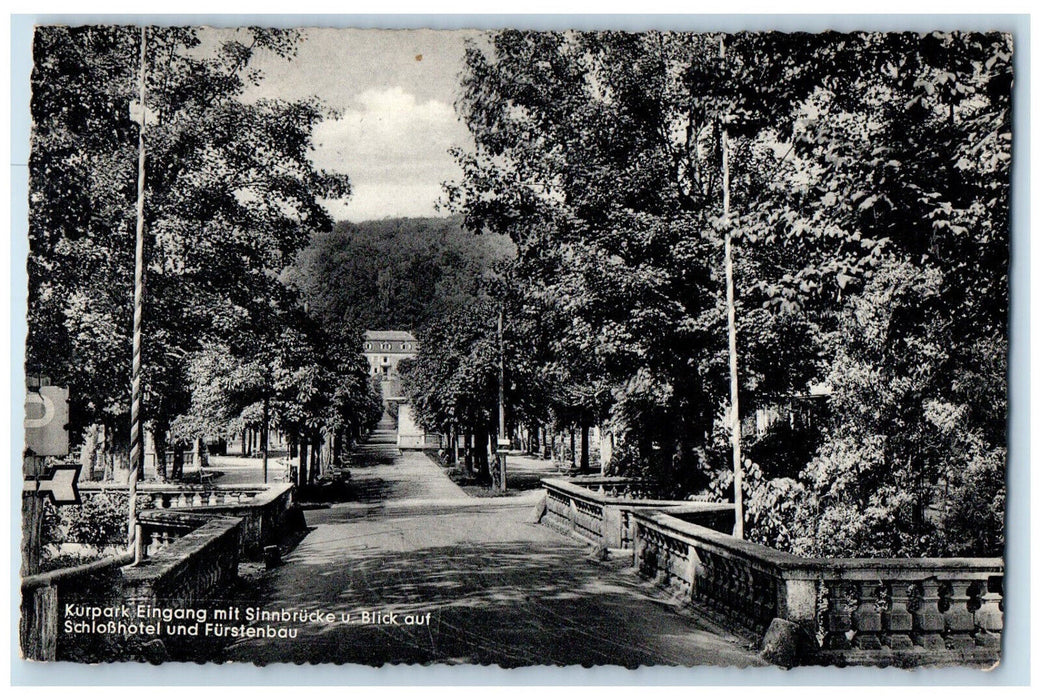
<box><xmin>973</xmin><ymin>577</ymin><xmax>1003</xmax><ymax>647</ymax></box>
<box><xmin>823</xmin><ymin>580</ymin><xmax>854</xmax><ymax>650</ymax></box>
<box><xmin>912</xmin><ymin>579</ymin><xmax>946</xmax><ymax>650</ymax></box>
<box><xmin>883</xmin><ymin>582</ymin><xmax>915</xmax><ymax>650</ymax></box>
<box><xmin>736</xmin><ymin>564</ymin><xmax>755</xmax><ymax>633</ymax></box>
<box><xmin>942</xmin><ymin>579</ymin><xmax>977</xmax><ymax>650</ymax></box>
<box><xmin>706</xmin><ymin>552</ymin><xmax>723</xmax><ymax>607</ymax></box>
<box><xmin>752</xmin><ymin>571</ymin><xmax>775</xmax><ymax>636</ymax></box>
<box><xmin>720</xmin><ymin>560</ymin><xmax>737</xmax><ymax>621</ymax></box>
<box><xmin>852</xmin><ymin>580</ymin><xmax>883</xmax><ymax>650</ymax></box>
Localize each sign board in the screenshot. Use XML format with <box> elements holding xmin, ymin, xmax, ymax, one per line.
<box><xmin>24</xmin><ymin>385</ymin><xmax>69</xmax><ymax>456</ymax></box>
<box><xmin>497</xmin><ymin>439</ymin><xmax>511</xmax><ymax>448</ymax></box>
<box><xmin>23</xmin><ymin>465</ymin><xmax>82</xmax><ymax>505</ymax></box>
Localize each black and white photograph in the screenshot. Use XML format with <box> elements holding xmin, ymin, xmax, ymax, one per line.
<box><xmin>16</xmin><ymin>20</ymin><xmax>1013</xmax><ymax>673</ymax></box>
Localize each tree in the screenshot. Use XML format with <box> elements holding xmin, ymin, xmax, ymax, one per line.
<box><xmin>293</xmin><ymin>216</ymin><xmax>514</xmax><ymax>334</ymax></box>
<box><xmin>447</xmin><ymin>30</ymin><xmax>1010</xmax><ymax>556</ymax></box>
<box><xmin>28</xmin><ymin>26</ymin><xmax>349</xmax><ymax>478</ymax></box>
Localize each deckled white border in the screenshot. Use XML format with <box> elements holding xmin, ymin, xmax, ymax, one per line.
<box><xmin>3</xmin><ymin>4</ymin><xmax>1033</xmax><ymax>689</ymax></box>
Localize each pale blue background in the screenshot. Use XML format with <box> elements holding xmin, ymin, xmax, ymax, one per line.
<box><xmin>8</xmin><ymin>12</ymin><xmax>1030</xmax><ymax>686</ymax></box>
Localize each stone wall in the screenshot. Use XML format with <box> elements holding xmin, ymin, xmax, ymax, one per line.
<box><xmin>77</xmin><ymin>482</ymin><xmax>299</xmax><ymax>558</ymax></box>
<box><xmin>123</xmin><ymin>515</ymin><xmax>242</xmax><ymax>608</ymax></box>
<box><xmin>22</xmin><ymin>483</ymin><xmax>300</xmax><ymax>660</ymax></box>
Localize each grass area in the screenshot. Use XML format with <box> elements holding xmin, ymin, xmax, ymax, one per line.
<box><xmin>425</xmin><ymin>449</ymin><xmax>564</xmax><ymax>497</ymax></box>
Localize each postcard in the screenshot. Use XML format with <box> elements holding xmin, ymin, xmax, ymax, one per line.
<box><xmin>18</xmin><ymin>24</ymin><xmax>1010</xmax><ymax>672</ymax></box>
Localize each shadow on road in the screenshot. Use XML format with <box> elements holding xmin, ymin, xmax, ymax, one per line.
<box><xmin>225</xmin><ymin>509</ymin><xmax>760</xmax><ymax>668</ymax></box>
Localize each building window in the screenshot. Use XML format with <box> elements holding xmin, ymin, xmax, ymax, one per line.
<box><xmin>365</xmin><ymin>342</ymin><xmax>372</xmax><ymax>350</ymax></box>
<box><xmin>381</xmin><ymin>342</ymin><xmax>391</xmax><ymax>350</ymax></box>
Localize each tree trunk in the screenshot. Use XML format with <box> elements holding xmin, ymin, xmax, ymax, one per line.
<box><xmin>192</xmin><ymin>437</ymin><xmax>208</xmax><ymax>486</ymax></box>
<box><xmin>474</xmin><ymin>427</ymin><xmax>490</xmax><ymax>483</ymax></box>
<box><xmin>80</xmin><ymin>424</ymin><xmax>98</xmax><ymax>481</ymax></box>
<box><xmin>172</xmin><ymin>444</ymin><xmax>184</xmax><ymax>480</ymax></box>
<box><xmin>580</xmin><ymin>420</ymin><xmax>590</xmax><ymax>472</ymax></box>
<box><xmin>332</xmin><ymin>430</ymin><xmax>343</xmax><ymax>468</ymax></box>
<box><xmin>569</xmin><ymin>427</ymin><xmax>576</xmax><ymax>469</ymax></box>
<box><xmin>261</xmin><ymin>396</ymin><xmax>269</xmax><ymax>483</ymax></box>
<box><xmin>153</xmin><ymin>424</ymin><xmax>168</xmax><ymax>481</ymax></box>
<box><xmin>463</xmin><ymin>430</ymin><xmax>473</xmax><ymax>474</ymax></box>
<box><xmin>309</xmin><ymin>429</ymin><xmax>321</xmax><ymax>484</ymax></box>
<box><xmin>298</xmin><ymin>433</ymin><xmax>308</xmax><ymax>488</ymax></box>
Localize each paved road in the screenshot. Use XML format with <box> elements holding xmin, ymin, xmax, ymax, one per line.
<box><xmin>226</xmin><ymin>450</ymin><xmax>761</xmax><ymax>668</ymax></box>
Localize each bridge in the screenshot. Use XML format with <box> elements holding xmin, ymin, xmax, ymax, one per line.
<box><xmin>224</xmin><ymin>448</ymin><xmax>761</xmax><ymax>667</ymax></box>
<box><xmin>22</xmin><ymin>432</ymin><xmax>1003</xmax><ymax>668</ymax></box>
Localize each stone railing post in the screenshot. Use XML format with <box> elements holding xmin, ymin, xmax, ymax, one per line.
<box><xmin>852</xmin><ymin>580</ymin><xmax>883</xmax><ymax>650</ymax></box>
<box><xmin>822</xmin><ymin>580</ymin><xmax>854</xmax><ymax>650</ymax></box>
<box><xmin>943</xmin><ymin>579</ymin><xmax>977</xmax><ymax>650</ymax></box>
<box><xmin>883</xmin><ymin>582</ymin><xmax>915</xmax><ymax>650</ymax></box>
<box><xmin>974</xmin><ymin>578</ymin><xmax>1002</xmax><ymax>647</ymax></box>
<box><xmin>912</xmin><ymin>579</ymin><xmax>946</xmax><ymax>650</ymax></box>
<box><xmin>777</xmin><ymin>574</ymin><xmax>818</xmax><ymax>634</ymax></box>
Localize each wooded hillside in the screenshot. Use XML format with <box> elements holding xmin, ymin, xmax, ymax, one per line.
<box><xmin>291</xmin><ymin>216</ymin><xmax>514</xmax><ymax>333</ymax></box>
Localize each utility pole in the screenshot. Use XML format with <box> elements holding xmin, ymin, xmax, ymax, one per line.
<box><xmin>127</xmin><ymin>26</ymin><xmax>148</xmax><ymax>547</ymax></box>
<box><xmin>495</xmin><ymin>306</ymin><xmax>508</xmax><ymax>492</ymax></box>
<box><xmin>720</xmin><ymin>35</ymin><xmax>744</xmax><ymax>539</ymax></box>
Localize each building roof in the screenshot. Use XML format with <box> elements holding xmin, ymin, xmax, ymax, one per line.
<box><xmin>364</xmin><ymin>330</ymin><xmax>417</xmax><ymax>342</ymax></box>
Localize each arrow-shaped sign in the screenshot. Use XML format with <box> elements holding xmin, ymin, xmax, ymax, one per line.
<box><xmin>23</xmin><ymin>465</ymin><xmax>81</xmax><ymax>505</ymax></box>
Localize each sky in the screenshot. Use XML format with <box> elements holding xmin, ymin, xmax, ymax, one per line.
<box><xmin>239</xmin><ymin>28</ymin><xmax>484</xmax><ymax>223</ymax></box>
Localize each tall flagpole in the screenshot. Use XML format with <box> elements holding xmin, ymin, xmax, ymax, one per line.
<box><xmin>127</xmin><ymin>26</ymin><xmax>148</xmax><ymax>547</ymax></box>
<box><xmin>720</xmin><ymin>35</ymin><xmax>744</xmax><ymax>540</ymax></box>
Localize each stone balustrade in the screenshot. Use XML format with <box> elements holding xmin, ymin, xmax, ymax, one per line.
<box><xmin>22</xmin><ymin>483</ymin><xmax>298</xmax><ymax>660</ymax></box>
<box><xmin>78</xmin><ymin>483</ymin><xmax>268</xmax><ymax>510</ymax></box>
<box><xmin>631</xmin><ymin>509</ymin><xmax>1003</xmax><ymax>667</ymax></box>
<box><xmin>20</xmin><ymin>512</ymin><xmax>241</xmax><ymax>661</ymax></box>
<box><xmin>168</xmin><ymin>483</ymin><xmax>297</xmax><ymax>558</ymax></box>
<box><xmin>121</xmin><ymin>515</ymin><xmax>242</xmax><ymax>609</ymax></box>
<box><xmin>136</xmin><ymin>510</ymin><xmax>214</xmax><ymax>557</ymax></box>
<box><xmin>542</xmin><ymin>477</ymin><xmax>735</xmax><ymax>550</ymax></box>
<box><xmin>76</xmin><ymin>482</ymin><xmax>298</xmax><ymax>558</ymax></box>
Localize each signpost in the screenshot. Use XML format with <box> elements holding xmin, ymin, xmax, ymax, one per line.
<box><xmin>23</xmin><ymin>465</ymin><xmax>82</xmax><ymax>506</ymax></box>
<box><xmin>24</xmin><ymin>385</ymin><xmax>70</xmax><ymax>456</ymax></box>
<box><xmin>22</xmin><ymin>378</ymin><xmax>72</xmax><ymax>576</ymax></box>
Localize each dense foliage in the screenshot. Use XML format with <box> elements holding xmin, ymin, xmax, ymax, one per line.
<box><xmin>27</xmin><ymin>26</ymin><xmax>378</xmax><ymax>482</ymax></box>
<box><xmin>435</xmin><ymin>30</ymin><xmax>1010</xmax><ymax>557</ymax></box>
<box><xmin>293</xmin><ymin>216</ymin><xmax>514</xmax><ymax>333</ymax></box>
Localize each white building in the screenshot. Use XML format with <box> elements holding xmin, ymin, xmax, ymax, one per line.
<box><xmin>362</xmin><ymin>330</ymin><xmax>439</xmax><ymax>450</ymax></box>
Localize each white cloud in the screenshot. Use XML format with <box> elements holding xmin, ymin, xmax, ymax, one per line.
<box><xmin>310</xmin><ymin>86</ymin><xmax>470</xmax><ymax>221</ymax></box>
<box><xmin>321</xmin><ymin>182</ymin><xmax>448</xmax><ymax>223</ymax></box>
<box><xmin>311</xmin><ymin>86</ymin><xmax>463</xmax><ymax>174</ymax></box>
